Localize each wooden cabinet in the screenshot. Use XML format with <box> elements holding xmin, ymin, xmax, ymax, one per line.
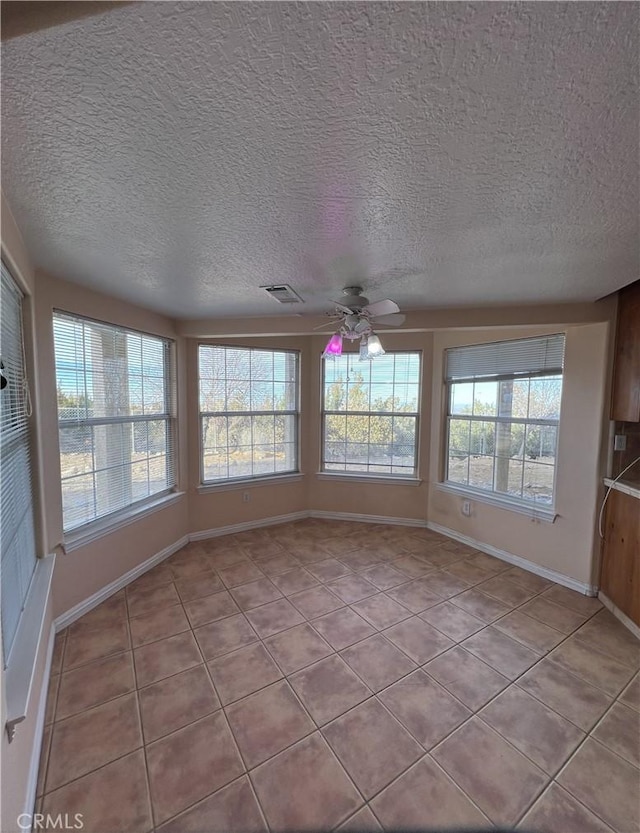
<box><xmin>611</xmin><ymin>280</ymin><xmax>640</xmax><ymax>422</ymax></box>
<box><xmin>600</xmin><ymin>488</ymin><xmax>640</xmax><ymax>626</ymax></box>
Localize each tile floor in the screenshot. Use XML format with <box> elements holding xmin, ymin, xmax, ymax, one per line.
<box><xmin>36</xmin><ymin>519</ymin><xmax>640</xmax><ymax>832</ymax></box>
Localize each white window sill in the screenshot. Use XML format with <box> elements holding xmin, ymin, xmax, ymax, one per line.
<box><xmin>5</xmin><ymin>553</ymin><xmax>55</xmax><ymax>743</ymax></box>
<box><xmin>64</xmin><ymin>491</ymin><xmax>186</xmax><ymax>552</ymax></box>
<box><xmin>434</xmin><ymin>482</ymin><xmax>558</xmax><ymax>522</ymax></box>
<box><xmin>198</xmin><ymin>473</ymin><xmax>304</xmax><ymax>494</ymax></box>
<box><xmin>316</xmin><ymin>472</ymin><xmax>422</xmax><ymax>487</ymax></box>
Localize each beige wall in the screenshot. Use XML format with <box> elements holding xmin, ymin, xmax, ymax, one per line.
<box><xmin>428</xmin><ymin>323</ymin><xmax>613</xmax><ymax>586</ymax></box>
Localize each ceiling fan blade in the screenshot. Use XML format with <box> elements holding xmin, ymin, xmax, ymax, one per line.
<box><xmin>330</xmin><ymin>300</ymin><xmax>356</xmax><ymax>314</ymax></box>
<box><xmin>312</xmin><ymin>319</ymin><xmax>341</xmax><ymax>331</ymax></box>
<box><xmin>372</xmin><ymin>313</ymin><xmax>406</xmax><ymax>326</ymax></box>
<box><xmin>362</xmin><ymin>299</ymin><xmax>400</xmax><ymax>317</ymax></box>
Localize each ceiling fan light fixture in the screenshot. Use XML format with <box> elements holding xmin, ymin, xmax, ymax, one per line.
<box><xmin>365</xmin><ymin>333</ymin><xmax>385</xmax><ymax>358</ymax></box>
<box><xmin>323</xmin><ymin>332</ymin><xmax>343</xmax><ymax>358</ymax></box>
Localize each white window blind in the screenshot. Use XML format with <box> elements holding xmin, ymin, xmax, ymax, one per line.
<box><xmin>53</xmin><ymin>312</ymin><xmax>176</xmax><ymax>533</ymax></box>
<box><xmin>199</xmin><ymin>345</ymin><xmax>299</xmax><ymax>483</ymax></box>
<box><xmin>445</xmin><ymin>334</ymin><xmax>565</xmax><ymax>382</ymax></box>
<box><xmin>1</xmin><ymin>262</ymin><xmax>37</xmax><ymax>664</ymax></box>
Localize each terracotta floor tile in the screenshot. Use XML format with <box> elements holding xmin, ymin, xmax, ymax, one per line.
<box><xmin>183</xmin><ymin>591</ymin><xmax>240</xmax><ymax>628</ymax></box>
<box><xmin>312</xmin><ymin>607</ymin><xmax>376</xmax><ymax>650</ymax></box>
<box><xmin>134</xmin><ymin>631</ymin><xmax>202</xmax><ymax>686</ymax></box>
<box><xmin>620</xmin><ymin>673</ymin><xmax>640</xmax><ymax>712</ymax></box>
<box><xmin>493</xmin><ymin>609</ymin><xmax>565</xmax><ymax>653</ymax></box>
<box><xmin>386</xmin><ymin>578</ymin><xmax>442</xmax><ymax>614</ymax></box>
<box><xmin>480</xmin><ymin>685</ymin><xmax>585</xmax><ymax>774</ymax></box>
<box><xmin>306</xmin><ymin>558</ymin><xmax>352</xmax><ymax>582</ymax></box>
<box><xmin>477</xmin><ymin>575</ymin><xmax>538</xmax><ymax>606</ymax></box>
<box><xmin>323</xmin><ymin>698</ymin><xmax>422</xmax><ymax>798</ymax></box>
<box><xmin>351</xmin><ymin>593</ymin><xmax>411</xmax><ymax>630</ymax></box>
<box><xmin>550</xmin><ymin>636</ymin><xmax>635</xmax><ymax>696</ymax></box>
<box><xmin>360</xmin><ymin>563</ymin><xmax>410</xmax><ymax>590</ymax></box>
<box><xmin>126</xmin><ymin>582</ymin><xmax>180</xmax><ymax>618</ymax></box>
<box><xmin>56</xmin><ymin>652</ymin><xmax>135</xmax><ymax>720</ymax></box>
<box><xmin>319</xmin><ymin>536</ymin><xmax>361</xmax><ymax>557</ymax></box>
<box><xmin>520</xmin><ymin>596</ymin><xmax>588</xmax><ymax>634</ymax></box>
<box><xmin>370</xmin><ymin>756</ymin><xmax>490</xmax><ymax>828</ymax></box>
<box><xmin>259</xmin><ymin>552</ymin><xmax>301</xmax><ymax>575</ymax></box>
<box><xmin>174</xmin><ymin>572</ymin><xmax>224</xmax><ymax>602</ymax></box>
<box><xmin>337</xmin><ymin>805</ymin><xmax>382</xmax><ymax>832</ymax></box>
<box><xmin>541</xmin><ymin>584</ymin><xmax>603</xmax><ymax>616</ymax></box>
<box><xmin>502</xmin><ymin>566</ymin><xmax>553</xmax><ymax>593</ymax></box>
<box><xmin>128</xmin><ymin>562</ymin><xmax>175</xmax><ymax>593</ymax></box>
<box><xmin>47</xmin><ymin>693</ymin><xmax>142</xmax><ymax>792</ymax></box>
<box><xmin>421</xmin><ymin>547</ymin><xmax>465</xmax><ymax>569</ymax></box>
<box><xmin>425</xmin><ymin>570</ymin><xmax>471</xmax><ymax>598</ymax></box>
<box><xmin>419</xmin><ymin>600</ymin><xmax>485</xmax><ymax>641</ymax></box>
<box><xmin>465</xmin><ymin>552</ymin><xmax>510</xmax><ymax>575</ymax></box>
<box><xmin>250</xmin><ymin>732</ymin><xmax>362</xmax><ymax>831</ymax></box>
<box><xmin>130</xmin><ymin>604</ymin><xmax>190</xmax><ymax>647</ymax></box>
<box><xmin>219</xmin><ymin>561</ymin><xmax>265</xmax><ymax>588</ymax></box>
<box><xmin>328</xmin><ymin>574</ymin><xmax>378</xmax><ymax>603</ymax></box>
<box><xmin>63</xmin><ymin>620</ymin><xmax>130</xmax><ymax>670</ymax></box>
<box><xmin>340</xmin><ymin>549</ymin><xmax>385</xmax><ymax>572</ymax></box>
<box><xmin>431</xmin><ymin>717</ymin><xmax>548</xmax><ymax>826</ymax></box>
<box><xmin>50</xmin><ymin>632</ymin><xmax>67</xmax><ymax>674</ymax></box>
<box><xmin>393</xmin><ymin>555</ymin><xmax>434</xmax><ymax>578</ymax></box>
<box><xmin>574</xmin><ymin>611</ymin><xmax>640</xmax><ymax>669</ymax></box>
<box><xmin>139</xmin><ymin>664</ymin><xmax>220</xmax><ymax>742</ymax></box>
<box><xmin>194</xmin><ymin>614</ymin><xmax>258</xmax><ymax>660</ymax></box>
<box><xmin>157</xmin><ymin>776</ymin><xmax>267</xmax><ymax>833</ymax></box>
<box><xmin>270</xmin><ymin>566</ymin><xmax>319</xmax><ymax>596</ymax></box>
<box><xmin>445</xmin><ymin>559</ymin><xmax>496</xmax><ymax>585</ymax></box>
<box><xmin>289</xmin><ymin>654</ymin><xmax>371</xmax><ymax>725</ymax></box>
<box><xmin>68</xmin><ymin>591</ymin><xmax>127</xmax><ymax>634</ymax></box>
<box><xmin>384</xmin><ymin>616</ymin><xmax>454</xmax><ymax>664</ymax></box>
<box><xmin>518</xmin><ymin>658</ymin><xmax>613</xmax><ymax>731</ymax></box>
<box><xmin>240</xmin><ymin>538</ymin><xmax>285</xmax><ymax>559</ymax></box>
<box><xmin>245</xmin><ymin>598</ymin><xmax>305</xmax><ymax>638</ymax></box>
<box><xmin>450</xmin><ymin>589</ymin><xmax>512</xmax><ymax>622</ymax></box>
<box><xmin>519</xmin><ymin>782</ymin><xmax>615</xmax><ymax>833</ymax></box>
<box><xmin>462</xmin><ymin>626</ymin><xmax>541</xmax><ymax>678</ymax></box>
<box><xmin>557</xmin><ymin>738</ymin><xmax>640</xmax><ymax>833</ymax></box>
<box><xmin>289</xmin><ymin>585</ymin><xmax>344</xmax><ymax>619</ymax></box>
<box><xmin>208</xmin><ymin>642</ymin><xmax>283</xmax><ymax>705</ymax></box>
<box><xmin>340</xmin><ymin>634</ymin><xmax>417</xmax><ymax>692</ymax></box>
<box><xmin>379</xmin><ymin>670</ymin><xmax>471</xmax><ymax>749</ymax></box>
<box><xmin>424</xmin><ymin>646</ymin><xmax>510</xmax><ymax>711</ymax></box>
<box><xmin>291</xmin><ymin>540</ymin><xmax>343</xmax><ymax>564</ymax></box>
<box><xmin>264</xmin><ymin>622</ymin><xmax>333</xmax><ymax>674</ymax></box>
<box><xmin>226</xmin><ymin>680</ymin><xmax>315</xmax><ymax>768</ymax></box>
<box><xmin>229</xmin><ymin>578</ymin><xmax>283</xmax><ymax>611</ymax></box>
<box><xmin>42</xmin><ymin>750</ymin><xmax>152</xmax><ymax>833</ymax></box>
<box><xmin>146</xmin><ymin>711</ymin><xmax>245</xmax><ymax>825</ymax></box>
<box><xmin>168</xmin><ymin>554</ymin><xmax>212</xmax><ymax>580</ymax></box>
<box><xmin>206</xmin><ymin>547</ymin><xmax>249</xmax><ymax>570</ymax></box>
<box><xmin>591</xmin><ymin>701</ymin><xmax>640</xmax><ymax>767</ymax></box>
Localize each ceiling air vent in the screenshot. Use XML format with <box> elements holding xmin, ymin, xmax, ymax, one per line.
<box><xmin>261</xmin><ymin>284</ymin><xmax>304</xmax><ymax>304</ymax></box>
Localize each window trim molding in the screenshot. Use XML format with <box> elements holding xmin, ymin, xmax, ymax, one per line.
<box><xmin>434</xmin><ymin>481</ymin><xmax>558</xmax><ymax>522</ymax></box>
<box><xmin>316</xmin><ymin>472</ymin><xmax>422</xmax><ymax>487</ymax></box>
<box><xmin>63</xmin><ymin>490</ymin><xmax>185</xmax><ymax>552</ymax></box>
<box><xmin>197</xmin><ymin>472</ymin><xmax>304</xmax><ymax>494</ymax></box>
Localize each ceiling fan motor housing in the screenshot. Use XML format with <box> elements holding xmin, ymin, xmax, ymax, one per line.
<box><xmin>341</xmin><ymin>286</ymin><xmax>369</xmax><ymax>310</ymax></box>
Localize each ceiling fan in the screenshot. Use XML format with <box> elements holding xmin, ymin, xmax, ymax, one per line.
<box><xmin>316</xmin><ymin>287</ymin><xmax>406</xmax><ymax>359</ymax></box>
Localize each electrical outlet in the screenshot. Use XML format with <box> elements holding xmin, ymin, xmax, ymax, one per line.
<box><xmin>461</xmin><ymin>500</ymin><xmax>472</xmax><ymax>517</ymax></box>
<box><xmin>242</xmin><ymin>491</ymin><xmax>250</xmax><ymax>503</ymax></box>
<box><xmin>614</xmin><ymin>434</ymin><xmax>627</xmax><ymax>452</ymax></box>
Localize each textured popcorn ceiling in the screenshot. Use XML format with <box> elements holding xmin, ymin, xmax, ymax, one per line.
<box><xmin>1</xmin><ymin>2</ymin><xmax>638</xmax><ymax>318</ymax></box>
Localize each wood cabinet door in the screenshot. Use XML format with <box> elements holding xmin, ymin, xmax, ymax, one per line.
<box><xmin>600</xmin><ymin>489</ymin><xmax>640</xmax><ymax>625</ymax></box>
<box><xmin>611</xmin><ymin>280</ymin><xmax>640</xmax><ymax>422</ymax></box>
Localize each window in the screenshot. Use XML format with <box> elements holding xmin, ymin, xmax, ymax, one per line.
<box><xmin>1</xmin><ymin>262</ymin><xmax>37</xmax><ymax>663</ymax></box>
<box><xmin>199</xmin><ymin>345</ymin><xmax>299</xmax><ymax>483</ymax></box>
<box><xmin>322</xmin><ymin>351</ymin><xmax>421</xmax><ymax>476</ymax></box>
<box><xmin>445</xmin><ymin>334</ymin><xmax>565</xmax><ymax>507</ymax></box>
<box><xmin>53</xmin><ymin>313</ymin><xmax>176</xmax><ymax>533</ymax></box>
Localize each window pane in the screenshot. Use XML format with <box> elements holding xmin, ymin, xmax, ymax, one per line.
<box><xmin>529</xmin><ymin>376</ymin><xmax>562</xmax><ymax>419</ymax></box>
<box><xmin>469</xmin><ymin>456</ymin><xmax>494</xmax><ymax>491</ymax></box>
<box><xmin>473</xmin><ymin>382</ymin><xmax>498</xmax><ymax>416</ymax></box>
<box><xmin>451</xmin><ymin>383</ymin><xmax>474</xmax><ymax>415</ymax></box>
<box><xmin>523</xmin><ymin>461</ymin><xmax>555</xmax><ymax>504</ymax></box>
<box><xmin>448</xmin><ymin>419</ymin><xmax>471</xmax><ymax>456</ymax></box>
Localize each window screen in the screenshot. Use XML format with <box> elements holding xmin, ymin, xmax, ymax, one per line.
<box><xmin>1</xmin><ymin>262</ymin><xmax>37</xmax><ymax>663</ymax></box>
<box><xmin>53</xmin><ymin>312</ymin><xmax>176</xmax><ymax>532</ymax></box>
<box><xmin>199</xmin><ymin>345</ymin><xmax>299</xmax><ymax>483</ymax></box>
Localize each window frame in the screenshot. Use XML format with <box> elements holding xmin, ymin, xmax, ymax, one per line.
<box><xmin>198</xmin><ymin>344</ymin><xmax>301</xmax><ymax>486</ymax></box>
<box><xmin>320</xmin><ymin>350</ymin><xmax>422</xmax><ymax>479</ymax></box>
<box><xmin>442</xmin><ymin>341</ymin><xmax>564</xmax><ymax>512</ymax></box>
<box><xmin>53</xmin><ymin>310</ymin><xmax>178</xmax><ymax>537</ymax></box>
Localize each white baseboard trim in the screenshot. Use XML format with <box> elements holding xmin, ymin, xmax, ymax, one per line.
<box><xmin>24</xmin><ymin>622</ymin><xmax>55</xmax><ymax>821</ymax></box>
<box><xmin>598</xmin><ymin>592</ymin><xmax>640</xmax><ymax>640</ymax></box>
<box><xmin>54</xmin><ymin>535</ymin><xmax>189</xmax><ymax>631</ymax></box>
<box><xmin>189</xmin><ymin>511</ymin><xmax>309</xmax><ymax>542</ymax></box>
<box><xmin>427</xmin><ymin>521</ymin><xmax>598</xmax><ymax>597</ymax></box>
<box><xmin>308</xmin><ymin>510</ymin><xmax>429</xmax><ymax>528</ymax></box>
